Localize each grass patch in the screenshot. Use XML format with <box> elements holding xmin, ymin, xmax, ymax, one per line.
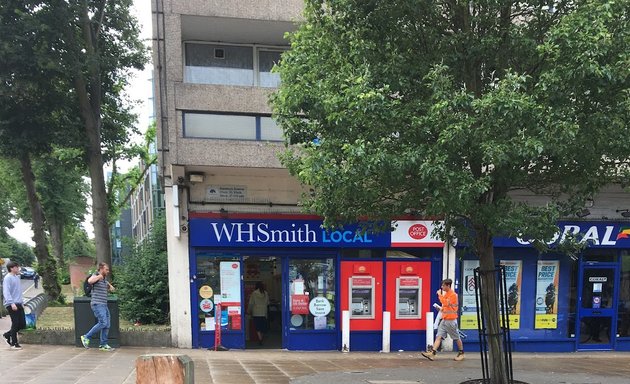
<box><xmin>37</xmin><ymin>306</ymin><xmax>170</xmax><ymax>331</ymax></box>
<box><xmin>37</xmin><ymin>287</ymin><xmax>170</xmax><ymax>331</ymax></box>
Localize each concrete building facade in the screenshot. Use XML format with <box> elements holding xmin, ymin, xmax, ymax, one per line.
<box><xmin>152</xmin><ymin>0</ymin><xmax>630</xmax><ymax>352</ymax></box>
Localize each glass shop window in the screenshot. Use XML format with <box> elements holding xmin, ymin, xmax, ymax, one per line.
<box><xmin>288</xmin><ymin>258</ymin><xmax>336</xmax><ymax>331</ymax></box>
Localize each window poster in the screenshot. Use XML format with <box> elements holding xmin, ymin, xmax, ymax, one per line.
<box><xmin>535</xmin><ymin>260</ymin><xmax>560</xmax><ymax>329</ymax></box>
<box><xmin>500</xmin><ymin>260</ymin><xmax>522</xmax><ymax>330</ymax></box>
<box><xmin>220</xmin><ymin>261</ymin><xmax>241</xmax><ymax>306</ymax></box>
<box><xmin>460</xmin><ymin>260</ymin><xmax>480</xmax><ymax>329</ymax></box>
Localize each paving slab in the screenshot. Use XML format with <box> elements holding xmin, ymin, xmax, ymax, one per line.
<box><xmin>0</xmin><ymin>344</ymin><xmax>629</xmax><ymax>384</ymax></box>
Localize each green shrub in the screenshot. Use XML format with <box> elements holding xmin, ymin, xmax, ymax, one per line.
<box><xmin>57</xmin><ymin>267</ymin><xmax>70</xmax><ymax>285</ymax></box>
<box><xmin>116</xmin><ymin>213</ymin><xmax>169</xmax><ymax>325</ymax></box>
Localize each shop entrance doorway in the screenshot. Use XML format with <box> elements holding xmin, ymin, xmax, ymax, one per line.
<box><xmin>577</xmin><ymin>263</ymin><xmax>619</xmax><ymax>350</ymax></box>
<box><xmin>244</xmin><ymin>256</ymin><xmax>282</xmax><ymax>349</ymax></box>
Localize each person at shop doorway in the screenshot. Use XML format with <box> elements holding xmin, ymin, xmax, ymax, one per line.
<box><xmin>422</xmin><ymin>279</ymin><xmax>465</xmax><ymax>361</ymax></box>
<box><xmin>248</xmin><ymin>281</ymin><xmax>269</xmax><ymax>346</ymax></box>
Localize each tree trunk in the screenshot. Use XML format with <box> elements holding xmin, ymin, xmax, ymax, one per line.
<box><xmin>476</xmin><ymin>225</ymin><xmax>509</xmax><ymax>384</ymax></box>
<box><xmin>49</xmin><ymin>220</ymin><xmax>65</xmax><ymax>270</ymax></box>
<box><xmin>86</xmin><ymin>126</ymin><xmax>112</xmax><ymax>267</ymax></box>
<box><xmin>61</xmin><ymin>0</ymin><xmax>111</xmax><ymax>267</ymax></box>
<box><xmin>19</xmin><ymin>153</ymin><xmax>61</xmax><ymax>301</ymax></box>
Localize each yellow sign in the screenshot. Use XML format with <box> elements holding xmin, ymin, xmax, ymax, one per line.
<box><xmin>535</xmin><ymin>314</ymin><xmax>557</xmax><ymax>329</ymax></box>
<box><xmin>199</xmin><ymin>285</ymin><xmax>213</xmax><ymax>299</ymax></box>
<box><xmin>501</xmin><ymin>314</ymin><xmax>520</xmax><ymax>330</ymax></box>
<box><xmin>460</xmin><ymin>314</ymin><xmax>478</xmax><ymax>330</ymax></box>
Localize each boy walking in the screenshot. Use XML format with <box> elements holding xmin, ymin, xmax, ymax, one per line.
<box><xmin>422</xmin><ymin>278</ymin><xmax>465</xmax><ymax>361</ymax></box>
<box><xmin>3</xmin><ymin>261</ymin><xmax>25</xmax><ymax>350</ymax></box>
<box><xmin>80</xmin><ymin>262</ymin><xmax>116</xmax><ymax>351</ymax></box>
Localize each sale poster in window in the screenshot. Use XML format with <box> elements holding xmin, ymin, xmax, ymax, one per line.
<box><xmin>460</xmin><ymin>260</ymin><xmax>479</xmax><ymax>330</ymax></box>
<box><xmin>500</xmin><ymin>260</ymin><xmax>522</xmax><ymax>330</ymax></box>
<box><xmin>535</xmin><ymin>260</ymin><xmax>560</xmax><ymax>329</ymax></box>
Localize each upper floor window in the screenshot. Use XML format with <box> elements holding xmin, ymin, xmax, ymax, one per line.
<box><xmin>184</xmin><ymin>43</ymin><xmax>283</xmax><ymax>88</ymax></box>
<box><xmin>183</xmin><ymin>112</ymin><xmax>284</xmax><ymax>141</ymax></box>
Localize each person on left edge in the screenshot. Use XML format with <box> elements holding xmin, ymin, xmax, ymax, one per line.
<box><xmin>3</xmin><ymin>261</ymin><xmax>25</xmax><ymax>350</ymax></box>
<box><xmin>80</xmin><ymin>262</ymin><xmax>116</xmax><ymax>351</ymax></box>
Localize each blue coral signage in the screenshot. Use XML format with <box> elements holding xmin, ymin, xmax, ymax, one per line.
<box><xmin>494</xmin><ymin>222</ymin><xmax>630</xmax><ymax>249</ymax></box>
<box><xmin>189</xmin><ymin>218</ymin><xmax>391</xmax><ymax>248</ymax></box>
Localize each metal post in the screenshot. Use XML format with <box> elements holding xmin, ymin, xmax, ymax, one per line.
<box><xmin>382</xmin><ymin>311</ymin><xmax>390</xmax><ymax>353</ymax></box>
<box><xmin>342</xmin><ymin>310</ymin><xmax>350</xmax><ymax>352</ymax></box>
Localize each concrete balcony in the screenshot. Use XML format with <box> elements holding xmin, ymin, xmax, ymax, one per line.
<box><xmin>172</xmin><ymin>0</ymin><xmax>303</xmax><ymax>22</ymax></box>
<box><xmin>174</xmin><ymin>82</ymin><xmax>274</xmax><ymax>114</ymax></box>
<box><xmin>174</xmin><ymin>136</ymin><xmax>285</xmax><ymax>169</ymax></box>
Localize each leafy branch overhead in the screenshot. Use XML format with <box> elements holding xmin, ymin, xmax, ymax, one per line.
<box><xmin>273</xmin><ymin>1</ymin><xmax>629</xmax><ymax>382</ymax></box>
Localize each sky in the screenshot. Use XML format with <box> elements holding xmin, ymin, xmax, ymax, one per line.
<box><xmin>7</xmin><ymin>0</ymin><xmax>154</xmax><ymax>247</ymax></box>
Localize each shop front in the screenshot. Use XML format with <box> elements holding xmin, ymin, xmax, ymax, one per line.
<box><xmin>188</xmin><ymin>213</ymin><xmax>445</xmax><ymax>350</ymax></box>
<box><xmin>459</xmin><ymin>221</ymin><xmax>630</xmax><ymax>352</ymax></box>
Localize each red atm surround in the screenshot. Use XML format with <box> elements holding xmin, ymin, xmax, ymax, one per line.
<box><xmin>340</xmin><ymin>261</ymin><xmax>383</xmax><ymax>331</ymax></box>
<box><xmin>386</xmin><ymin>261</ymin><xmax>431</xmax><ymax>331</ymax></box>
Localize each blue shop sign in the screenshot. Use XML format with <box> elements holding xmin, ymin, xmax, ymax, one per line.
<box><xmin>494</xmin><ymin>222</ymin><xmax>630</xmax><ymax>248</ymax></box>
<box><xmin>189</xmin><ymin>218</ymin><xmax>391</xmax><ymax>248</ymax></box>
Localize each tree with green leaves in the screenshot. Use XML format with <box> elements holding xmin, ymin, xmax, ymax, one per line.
<box><xmin>50</xmin><ymin>0</ymin><xmax>148</xmax><ymax>267</ymax></box>
<box><xmin>116</xmin><ymin>213</ymin><xmax>169</xmax><ymax>324</ymax></box>
<box><xmin>1</xmin><ymin>153</ymin><xmax>90</xmax><ymax>270</ymax></box>
<box><xmin>64</xmin><ymin>224</ymin><xmax>96</xmax><ymax>261</ymax></box>
<box><xmin>1</xmin><ymin>0</ymin><xmax>147</xmax><ymax>269</ymax></box>
<box><xmin>0</xmin><ymin>234</ymin><xmax>36</xmax><ymax>267</ymax></box>
<box><xmin>0</xmin><ymin>0</ymin><xmax>78</xmax><ymax>300</ymax></box>
<box><xmin>273</xmin><ymin>1</ymin><xmax>629</xmax><ymax>382</ymax></box>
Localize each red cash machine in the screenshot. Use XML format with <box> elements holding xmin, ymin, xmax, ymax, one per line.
<box><xmin>340</xmin><ymin>261</ymin><xmax>383</xmax><ymax>350</ymax></box>
<box><xmin>386</xmin><ymin>261</ymin><xmax>431</xmax><ymax>350</ymax></box>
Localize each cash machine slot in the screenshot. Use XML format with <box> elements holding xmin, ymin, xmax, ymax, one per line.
<box><xmin>349</xmin><ymin>276</ymin><xmax>375</xmax><ymax>319</ymax></box>
<box><xmin>396</xmin><ymin>276</ymin><xmax>422</xmax><ymax>319</ymax></box>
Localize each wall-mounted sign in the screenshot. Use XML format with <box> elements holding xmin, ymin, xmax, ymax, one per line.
<box><xmin>189</xmin><ymin>219</ymin><xmax>440</xmax><ymax>249</ymax></box>
<box><xmin>206</xmin><ymin>185</ymin><xmax>247</xmax><ymax>200</ymax></box>
<box><xmin>589</xmin><ymin>277</ymin><xmax>607</xmax><ymax>282</ymax></box>
<box><xmin>391</xmin><ymin>221</ymin><xmax>444</xmax><ymax>247</ymax></box>
<box><xmin>493</xmin><ymin>222</ymin><xmax>630</xmax><ymax>249</ymax></box>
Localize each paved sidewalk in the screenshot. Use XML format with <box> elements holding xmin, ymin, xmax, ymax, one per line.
<box><xmin>0</xmin><ymin>344</ymin><xmax>628</xmax><ymax>384</ymax></box>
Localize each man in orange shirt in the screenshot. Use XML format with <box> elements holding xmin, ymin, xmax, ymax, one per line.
<box><xmin>422</xmin><ymin>278</ymin><xmax>464</xmax><ymax>361</ymax></box>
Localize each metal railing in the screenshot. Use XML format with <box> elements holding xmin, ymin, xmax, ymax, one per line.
<box><xmin>24</xmin><ymin>293</ymin><xmax>49</xmax><ymax>318</ymax></box>
<box><xmin>474</xmin><ymin>265</ymin><xmax>514</xmax><ymax>383</ymax></box>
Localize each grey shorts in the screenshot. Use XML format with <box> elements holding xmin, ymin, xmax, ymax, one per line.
<box><xmin>437</xmin><ymin>319</ymin><xmax>460</xmax><ymax>341</ymax></box>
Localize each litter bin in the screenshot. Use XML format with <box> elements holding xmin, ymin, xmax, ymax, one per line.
<box><xmin>73</xmin><ymin>296</ymin><xmax>120</xmax><ymax>348</ymax></box>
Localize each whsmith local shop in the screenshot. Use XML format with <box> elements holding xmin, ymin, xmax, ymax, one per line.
<box><xmin>186</xmin><ymin>214</ymin><xmax>630</xmax><ymax>352</ymax></box>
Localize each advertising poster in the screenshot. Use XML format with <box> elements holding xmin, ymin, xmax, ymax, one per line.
<box><xmin>535</xmin><ymin>260</ymin><xmax>560</xmax><ymax>329</ymax></box>
<box><xmin>500</xmin><ymin>260</ymin><xmax>522</xmax><ymax>330</ymax></box>
<box><xmin>220</xmin><ymin>261</ymin><xmax>241</xmax><ymax>305</ymax></box>
<box><xmin>291</xmin><ymin>294</ymin><xmax>310</xmax><ymax>315</ymax></box>
<box><xmin>460</xmin><ymin>260</ymin><xmax>479</xmax><ymax>329</ymax></box>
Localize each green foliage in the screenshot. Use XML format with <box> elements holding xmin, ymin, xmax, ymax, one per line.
<box><xmin>273</xmin><ymin>3</ymin><xmax>629</xmax><ymax>380</ymax></box>
<box><xmin>63</xmin><ymin>225</ymin><xmax>96</xmax><ymax>260</ymax></box>
<box><xmin>57</xmin><ymin>267</ymin><xmax>70</xmax><ymax>285</ymax></box>
<box><xmin>116</xmin><ymin>214</ymin><xmax>169</xmax><ymax>325</ymax></box>
<box><xmin>0</xmin><ymin>233</ymin><xmax>36</xmax><ymax>266</ymax></box>
<box><xmin>107</xmin><ymin>121</ymin><xmax>158</xmax><ymax>225</ymax></box>
<box><xmin>273</xmin><ymin>0</ymin><xmax>630</xmax><ymax>247</ymax></box>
